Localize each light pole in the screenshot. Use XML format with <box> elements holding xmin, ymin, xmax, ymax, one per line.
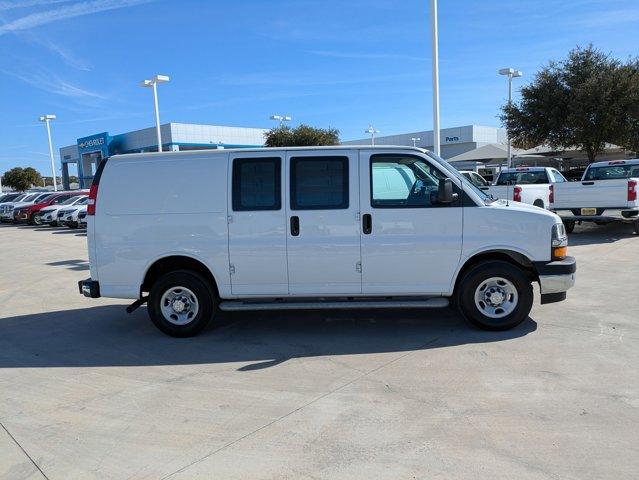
<box><xmin>411</xmin><ymin>137</ymin><xmax>421</xmax><ymax>147</ymax></box>
<box><xmin>430</xmin><ymin>0</ymin><xmax>441</xmax><ymax>156</ymax></box>
<box><xmin>365</xmin><ymin>125</ymin><xmax>380</xmax><ymax>146</ymax></box>
<box><xmin>140</xmin><ymin>75</ymin><xmax>170</xmax><ymax>152</ymax></box>
<box><xmin>499</xmin><ymin>67</ymin><xmax>523</xmax><ymax>168</ymax></box>
<box><xmin>39</xmin><ymin>114</ymin><xmax>58</xmax><ymax>191</ymax></box>
<box><xmin>270</xmin><ymin>114</ymin><xmax>292</xmax><ymax>127</ymax></box>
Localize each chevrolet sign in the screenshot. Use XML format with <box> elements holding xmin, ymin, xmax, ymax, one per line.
<box><xmin>78</xmin><ymin>137</ymin><xmax>105</xmax><ymax>149</ymax></box>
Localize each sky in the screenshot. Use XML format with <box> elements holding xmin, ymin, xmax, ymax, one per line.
<box><xmin>0</xmin><ymin>0</ymin><xmax>638</xmax><ymax>176</ymax></box>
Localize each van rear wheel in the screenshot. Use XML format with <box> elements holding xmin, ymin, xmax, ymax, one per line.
<box><xmin>148</xmin><ymin>270</ymin><xmax>215</xmax><ymax>337</ymax></box>
<box><xmin>457</xmin><ymin>261</ymin><xmax>533</xmax><ymax>331</ymax></box>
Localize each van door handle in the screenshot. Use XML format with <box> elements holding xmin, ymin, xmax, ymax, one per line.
<box><xmin>362</xmin><ymin>213</ymin><xmax>372</xmax><ymax>234</ymax></box>
<box><xmin>582</xmin><ymin>181</ymin><xmax>595</xmax><ymax>185</ymax></box>
<box><xmin>290</xmin><ymin>216</ymin><xmax>300</xmax><ymax>236</ymax></box>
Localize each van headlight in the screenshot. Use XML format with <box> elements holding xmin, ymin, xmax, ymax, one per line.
<box><xmin>551</xmin><ymin>223</ymin><xmax>568</xmax><ymax>259</ymax></box>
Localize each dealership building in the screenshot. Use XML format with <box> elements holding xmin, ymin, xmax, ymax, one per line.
<box><xmin>59</xmin><ymin>123</ymin><xmax>268</xmax><ymax>189</ymax></box>
<box><xmin>342</xmin><ymin>124</ymin><xmax>508</xmax><ymax>160</ymax></box>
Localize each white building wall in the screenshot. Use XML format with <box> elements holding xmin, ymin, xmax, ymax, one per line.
<box><xmin>342</xmin><ymin>124</ymin><xmax>506</xmax><ymax>159</ymax></box>
<box><xmin>170</xmin><ymin>123</ymin><xmax>268</xmax><ymax>147</ymax></box>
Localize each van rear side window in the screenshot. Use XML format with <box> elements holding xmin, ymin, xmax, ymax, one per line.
<box><xmin>232</xmin><ymin>158</ymin><xmax>281</xmax><ymax>211</ymax></box>
<box><xmin>290</xmin><ymin>156</ymin><xmax>349</xmax><ymax>210</ymax></box>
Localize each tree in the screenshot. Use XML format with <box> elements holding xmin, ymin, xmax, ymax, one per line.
<box><xmin>1</xmin><ymin>167</ymin><xmax>43</xmax><ymax>191</ymax></box>
<box><xmin>501</xmin><ymin>45</ymin><xmax>639</xmax><ymax>162</ymax></box>
<box><xmin>264</xmin><ymin>124</ymin><xmax>340</xmax><ymax>147</ymax></box>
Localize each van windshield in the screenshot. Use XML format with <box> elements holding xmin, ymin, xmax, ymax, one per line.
<box><xmin>583</xmin><ymin>164</ymin><xmax>639</xmax><ymax>180</ymax></box>
<box><xmin>424</xmin><ymin>151</ymin><xmax>492</xmax><ymax>203</ymax></box>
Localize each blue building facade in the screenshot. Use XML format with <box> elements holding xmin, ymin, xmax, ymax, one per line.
<box><xmin>60</xmin><ymin>123</ymin><xmax>268</xmax><ymax>189</ymax></box>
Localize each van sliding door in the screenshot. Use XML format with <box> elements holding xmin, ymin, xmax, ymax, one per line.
<box><xmin>285</xmin><ymin>150</ymin><xmax>362</xmax><ymax>295</ymax></box>
<box><xmin>227</xmin><ymin>153</ymin><xmax>288</xmax><ymax>295</ymax></box>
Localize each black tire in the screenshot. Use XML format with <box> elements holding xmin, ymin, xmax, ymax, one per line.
<box><xmin>147</xmin><ymin>270</ymin><xmax>215</xmax><ymax>337</ymax></box>
<box><xmin>533</xmin><ymin>199</ymin><xmax>545</xmax><ymax>209</ymax></box>
<box><xmin>456</xmin><ymin>261</ymin><xmax>533</xmax><ymax>331</ymax></box>
<box><xmin>633</xmin><ymin>219</ymin><xmax>639</xmax><ymax>235</ymax></box>
<box><xmin>30</xmin><ymin>213</ymin><xmax>41</xmax><ymax>226</ymax></box>
<box><xmin>563</xmin><ymin>219</ymin><xmax>575</xmax><ymax>234</ymax></box>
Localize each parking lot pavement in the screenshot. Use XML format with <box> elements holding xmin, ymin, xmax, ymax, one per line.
<box><xmin>0</xmin><ymin>223</ymin><xmax>638</xmax><ymax>480</ymax></box>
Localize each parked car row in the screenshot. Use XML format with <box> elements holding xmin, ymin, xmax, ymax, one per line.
<box><xmin>460</xmin><ymin>160</ymin><xmax>639</xmax><ymax>234</ymax></box>
<box><xmin>0</xmin><ymin>190</ymin><xmax>89</xmax><ymax>228</ymax></box>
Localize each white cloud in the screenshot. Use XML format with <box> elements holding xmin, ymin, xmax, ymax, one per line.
<box><xmin>37</xmin><ymin>37</ymin><xmax>92</xmax><ymax>71</ymax></box>
<box><xmin>0</xmin><ymin>0</ymin><xmax>73</xmax><ymax>11</ymax></box>
<box><xmin>4</xmin><ymin>68</ymin><xmax>106</xmax><ymax>99</ymax></box>
<box><xmin>0</xmin><ymin>0</ymin><xmax>155</xmax><ymax>35</ymax></box>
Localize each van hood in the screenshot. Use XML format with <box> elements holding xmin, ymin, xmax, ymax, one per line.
<box><xmin>487</xmin><ymin>199</ymin><xmax>560</xmax><ymax>222</ymax></box>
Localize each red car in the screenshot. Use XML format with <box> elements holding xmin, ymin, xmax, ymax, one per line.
<box><xmin>13</xmin><ymin>191</ymin><xmax>87</xmax><ymax>225</ymax></box>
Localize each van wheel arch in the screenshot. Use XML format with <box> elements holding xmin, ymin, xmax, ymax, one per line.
<box><xmin>142</xmin><ymin>255</ymin><xmax>219</xmax><ymax>297</ymax></box>
<box><xmin>453</xmin><ymin>250</ymin><xmax>536</xmax><ymax>295</ymax></box>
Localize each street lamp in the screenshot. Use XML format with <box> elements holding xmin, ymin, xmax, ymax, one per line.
<box><xmin>140</xmin><ymin>74</ymin><xmax>170</xmax><ymax>152</ymax></box>
<box><xmin>499</xmin><ymin>67</ymin><xmax>523</xmax><ymax>168</ymax></box>
<box><xmin>365</xmin><ymin>125</ymin><xmax>380</xmax><ymax>146</ymax></box>
<box><xmin>430</xmin><ymin>0</ymin><xmax>441</xmax><ymax>156</ymax></box>
<box><xmin>411</xmin><ymin>137</ymin><xmax>421</xmax><ymax>147</ymax></box>
<box><xmin>39</xmin><ymin>114</ymin><xmax>58</xmax><ymax>191</ymax></box>
<box><xmin>270</xmin><ymin>114</ymin><xmax>292</xmax><ymax>127</ymax></box>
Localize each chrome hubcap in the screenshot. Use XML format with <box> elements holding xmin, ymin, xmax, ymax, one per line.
<box><xmin>474</xmin><ymin>277</ymin><xmax>518</xmax><ymax>319</ymax></box>
<box><xmin>160</xmin><ymin>286</ymin><xmax>199</xmax><ymax>325</ymax></box>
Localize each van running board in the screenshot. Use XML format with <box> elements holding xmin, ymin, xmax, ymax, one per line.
<box><xmin>218</xmin><ymin>297</ymin><xmax>449</xmax><ymax>312</ymax></box>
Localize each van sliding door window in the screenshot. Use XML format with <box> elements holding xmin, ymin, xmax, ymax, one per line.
<box><xmin>290</xmin><ymin>156</ymin><xmax>349</xmax><ymax>210</ymax></box>
<box><xmin>232</xmin><ymin>158</ymin><xmax>282</xmax><ymax>211</ymax></box>
<box><xmin>370</xmin><ymin>154</ymin><xmax>457</xmax><ymax>208</ymax></box>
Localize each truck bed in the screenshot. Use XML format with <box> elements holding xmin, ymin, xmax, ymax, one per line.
<box><xmin>552</xmin><ymin>179</ymin><xmax>638</xmax><ymax>209</ymax></box>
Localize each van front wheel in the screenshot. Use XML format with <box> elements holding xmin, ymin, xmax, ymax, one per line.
<box><xmin>457</xmin><ymin>261</ymin><xmax>533</xmax><ymax>331</ymax></box>
<box><xmin>148</xmin><ymin>270</ymin><xmax>215</xmax><ymax>337</ymax></box>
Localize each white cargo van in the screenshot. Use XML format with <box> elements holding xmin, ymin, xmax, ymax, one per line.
<box><xmin>79</xmin><ymin>146</ymin><xmax>576</xmax><ymax>337</ymax></box>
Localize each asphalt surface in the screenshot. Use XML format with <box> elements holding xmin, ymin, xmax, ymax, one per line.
<box><xmin>0</xmin><ymin>221</ymin><xmax>638</xmax><ymax>479</ymax></box>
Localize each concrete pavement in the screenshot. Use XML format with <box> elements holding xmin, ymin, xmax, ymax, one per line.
<box><xmin>0</xmin><ymin>222</ymin><xmax>638</xmax><ymax>479</ymax></box>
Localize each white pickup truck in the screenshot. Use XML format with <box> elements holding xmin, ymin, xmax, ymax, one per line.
<box><xmin>550</xmin><ymin>159</ymin><xmax>639</xmax><ymax>233</ymax></box>
<box><xmin>480</xmin><ymin>167</ymin><xmax>567</xmax><ymax>209</ymax></box>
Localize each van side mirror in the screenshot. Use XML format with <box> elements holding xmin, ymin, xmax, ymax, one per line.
<box><xmin>437</xmin><ymin>178</ymin><xmax>459</xmax><ymax>204</ymax></box>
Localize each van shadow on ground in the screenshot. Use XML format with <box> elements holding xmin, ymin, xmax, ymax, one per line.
<box><xmin>0</xmin><ymin>305</ymin><xmax>536</xmax><ymax>371</ymax></box>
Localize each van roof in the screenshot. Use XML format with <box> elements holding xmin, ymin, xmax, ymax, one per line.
<box><xmin>108</xmin><ymin>145</ymin><xmax>432</xmax><ymax>161</ymax></box>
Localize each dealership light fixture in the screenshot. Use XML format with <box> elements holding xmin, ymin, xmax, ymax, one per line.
<box><xmin>430</xmin><ymin>0</ymin><xmax>440</xmax><ymax>156</ymax></box>
<box><xmin>411</xmin><ymin>137</ymin><xmax>421</xmax><ymax>147</ymax></box>
<box><xmin>365</xmin><ymin>125</ymin><xmax>380</xmax><ymax>146</ymax></box>
<box><xmin>270</xmin><ymin>114</ymin><xmax>292</xmax><ymax>127</ymax></box>
<box><xmin>39</xmin><ymin>114</ymin><xmax>58</xmax><ymax>191</ymax></box>
<box><xmin>140</xmin><ymin>75</ymin><xmax>170</xmax><ymax>152</ymax></box>
<box><xmin>498</xmin><ymin>68</ymin><xmax>523</xmax><ymax>168</ymax></box>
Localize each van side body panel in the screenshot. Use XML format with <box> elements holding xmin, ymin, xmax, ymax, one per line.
<box><xmin>94</xmin><ymin>153</ymin><xmax>230</xmax><ymax>299</ymax></box>
<box><xmin>89</xmin><ymin>146</ymin><xmax>561</xmax><ymax>302</ymax></box>
<box><xmin>451</xmin><ymin>203</ymin><xmax>557</xmax><ymax>292</ymax></box>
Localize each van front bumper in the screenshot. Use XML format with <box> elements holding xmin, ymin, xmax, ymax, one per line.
<box><xmin>533</xmin><ymin>256</ymin><xmax>577</xmax><ymax>304</ymax></box>
<box><xmin>78</xmin><ymin>279</ymin><xmax>100</xmax><ymax>298</ymax></box>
